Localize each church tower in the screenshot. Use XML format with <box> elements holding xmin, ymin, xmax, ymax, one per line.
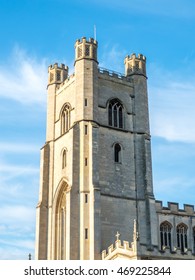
<box><xmin>35</xmin><ymin>37</ymin><xmax>157</xmax><ymax>260</ymax></box>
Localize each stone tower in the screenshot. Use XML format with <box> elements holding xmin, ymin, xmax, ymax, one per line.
<box><xmin>35</xmin><ymin>37</ymin><xmax>157</xmax><ymax>260</ymax></box>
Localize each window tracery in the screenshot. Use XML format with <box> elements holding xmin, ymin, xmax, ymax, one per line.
<box><xmin>108</xmin><ymin>99</ymin><xmax>123</xmax><ymax>129</ymax></box>
<box><xmin>177</xmin><ymin>223</ymin><xmax>188</xmax><ymax>253</ymax></box>
<box><xmin>160</xmin><ymin>222</ymin><xmax>172</xmax><ymax>250</ymax></box>
<box><xmin>61</xmin><ymin>104</ymin><xmax>71</xmax><ymax>134</ymax></box>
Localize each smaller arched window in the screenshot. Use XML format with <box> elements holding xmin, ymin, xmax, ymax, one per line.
<box><xmin>108</xmin><ymin>99</ymin><xmax>123</xmax><ymax>129</ymax></box>
<box><xmin>177</xmin><ymin>223</ymin><xmax>188</xmax><ymax>253</ymax></box>
<box><xmin>62</xmin><ymin>149</ymin><xmax>67</xmax><ymax>169</ymax></box>
<box><xmin>61</xmin><ymin>104</ymin><xmax>71</xmax><ymax>134</ymax></box>
<box><xmin>160</xmin><ymin>222</ymin><xmax>172</xmax><ymax>250</ymax></box>
<box><xmin>114</xmin><ymin>143</ymin><xmax>122</xmax><ymax>163</ymax></box>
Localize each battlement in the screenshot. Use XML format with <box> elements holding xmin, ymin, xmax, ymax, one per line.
<box><xmin>102</xmin><ymin>239</ymin><xmax>137</xmax><ymax>260</ymax></box>
<box><xmin>126</xmin><ymin>53</ymin><xmax>146</xmax><ymax>61</ymax></box>
<box><xmin>56</xmin><ymin>72</ymin><xmax>75</xmax><ymax>93</ymax></box>
<box><xmin>75</xmin><ymin>37</ymin><xmax>97</xmax><ymax>46</ymax></box>
<box><xmin>48</xmin><ymin>63</ymin><xmax>68</xmax><ymax>71</ymax></box>
<box><xmin>48</xmin><ymin>63</ymin><xmax>69</xmax><ymax>85</ymax></box>
<box><xmin>155</xmin><ymin>200</ymin><xmax>195</xmax><ymax>215</ymax></box>
<box><xmin>124</xmin><ymin>53</ymin><xmax>146</xmax><ymax>77</ymax></box>
<box><xmin>74</xmin><ymin>37</ymin><xmax>98</xmax><ymax>63</ymax></box>
<box><xmin>98</xmin><ymin>67</ymin><xmax>133</xmax><ymax>83</ymax></box>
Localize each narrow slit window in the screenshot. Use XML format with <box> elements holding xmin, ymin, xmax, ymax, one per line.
<box><xmin>62</xmin><ymin>150</ymin><xmax>67</xmax><ymax>169</ymax></box>
<box><xmin>85</xmin><ymin>158</ymin><xmax>88</xmax><ymax>166</ymax></box>
<box><xmin>85</xmin><ymin>194</ymin><xmax>88</xmax><ymax>203</ymax></box>
<box><xmin>85</xmin><ymin>125</ymin><xmax>88</xmax><ymax>135</ymax></box>
<box><xmin>85</xmin><ymin>98</ymin><xmax>88</xmax><ymax>106</ymax></box>
<box><xmin>85</xmin><ymin>228</ymin><xmax>88</xmax><ymax>239</ymax></box>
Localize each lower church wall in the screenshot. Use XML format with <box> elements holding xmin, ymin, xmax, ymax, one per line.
<box><xmin>100</xmin><ymin>194</ymin><xmax>137</xmax><ymax>253</ymax></box>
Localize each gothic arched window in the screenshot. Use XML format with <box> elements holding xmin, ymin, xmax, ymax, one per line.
<box><xmin>108</xmin><ymin>99</ymin><xmax>123</xmax><ymax>129</ymax></box>
<box><xmin>54</xmin><ymin>181</ymin><xmax>71</xmax><ymax>260</ymax></box>
<box><xmin>55</xmin><ymin>187</ymin><xmax>67</xmax><ymax>259</ymax></box>
<box><xmin>114</xmin><ymin>143</ymin><xmax>122</xmax><ymax>163</ymax></box>
<box><xmin>177</xmin><ymin>223</ymin><xmax>188</xmax><ymax>253</ymax></box>
<box><xmin>160</xmin><ymin>221</ymin><xmax>172</xmax><ymax>250</ymax></box>
<box><xmin>61</xmin><ymin>104</ymin><xmax>71</xmax><ymax>134</ymax></box>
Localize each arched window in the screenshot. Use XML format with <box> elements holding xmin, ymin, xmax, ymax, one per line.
<box><xmin>193</xmin><ymin>227</ymin><xmax>195</xmax><ymax>254</ymax></box>
<box><xmin>61</xmin><ymin>104</ymin><xmax>71</xmax><ymax>134</ymax></box>
<box><xmin>160</xmin><ymin>222</ymin><xmax>172</xmax><ymax>250</ymax></box>
<box><xmin>177</xmin><ymin>223</ymin><xmax>188</xmax><ymax>253</ymax></box>
<box><xmin>54</xmin><ymin>181</ymin><xmax>71</xmax><ymax>260</ymax></box>
<box><xmin>55</xmin><ymin>187</ymin><xmax>67</xmax><ymax>259</ymax></box>
<box><xmin>62</xmin><ymin>149</ymin><xmax>67</xmax><ymax>169</ymax></box>
<box><xmin>114</xmin><ymin>143</ymin><xmax>122</xmax><ymax>163</ymax></box>
<box><xmin>108</xmin><ymin>99</ymin><xmax>123</xmax><ymax>128</ymax></box>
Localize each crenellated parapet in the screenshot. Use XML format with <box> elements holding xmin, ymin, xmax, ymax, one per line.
<box><xmin>98</xmin><ymin>67</ymin><xmax>133</xmax><ymax>83</ymax></box>
<box><xmin>102</xmin><ymin>239</ymin><xmax>138</xmax><ymax>260</ymax></box>
<box><xmin>124</xmin><ymin>53</ymin><xmax>146</xmax><ymax>77</ymax></box>
<box><xmin>56</xmin><ymin>73</ymin><xmax>75</xmax><ymax>93</ymax></box>
<box><xmin>74</xmin><ymin>37</ymin><xmax>98</xmax><ymax>64</ymax></box>
<box><xmin>48</xmin><ymin>63</ymin><xmax>69</xmax><ymax>86</ymax></box>
<box><xmin>102</xmin><ymin>221</ymin><xmax>139</xmax><ymax>260</ymax></box>
<box><xmin>155</xmin><ymin>200</ymin><xmax>195</xmax><ymax>215</ymax></box>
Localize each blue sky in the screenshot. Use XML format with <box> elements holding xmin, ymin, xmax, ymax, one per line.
<box><xmin>0</xmin><ymin>0</ymin><xmax>195</xmax><ymax>260</ymax></box>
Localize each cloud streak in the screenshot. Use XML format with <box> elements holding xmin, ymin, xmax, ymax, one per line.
<box><xmin>0</xmin><ymin>142</ymin><xmax>40</xmax><ymax>154</ymax></box>
<box><xmin>100</xmin><ymin>47</ymin><xmax>195</xmax><ymax>144</ymax></box>
<box><xmin>148</xmin><ymin>66</ymin><xmax>195</xmax><ymax>143</ymax></box>
<box><xmin>0</xmin><ymin>205</ymin><xmax>36</xmax><ymax>259</ymax></box>
<box><xmin>0</xmin><ymin>46</ymin><xmax>47</xmax><ymax>105</ymax></box>
<box><xmin>0</xmin><ymin>162</ymin><xmax>39</xmax><ymax>177</ymax></box>
<box><xmin>0</xmin><ymin>205</ymin><xmax>35</xmax><ymax>224</ymax></box>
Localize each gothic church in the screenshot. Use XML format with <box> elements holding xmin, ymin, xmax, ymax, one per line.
<box><xmin>35</xmin><ymin>37</ymin><xmax>195</xmax><ymax>260</ymax></box>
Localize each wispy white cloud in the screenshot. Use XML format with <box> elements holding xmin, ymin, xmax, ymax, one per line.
<box><xmin>152</xmin><ymin>141</ymin><xmax>195</xmax><ymax>159</ymax></box>
<box><xmin>0</xmin><ymin>237</ymin><xmax>35</xmax><ymax>260</ymax></box>
<box><xmin>0</xmin><ymin>238</ymin><xmax>34</xmax><ymax>251</ymax></box>
<box><xmin>0</xmin><ymin>246</ymin><xmax>32</xmax><ymax>260</ymax></box>
<box><xmin>0</xmin><ymin>205</ymin><xmax>35</xmax><ymax>224</ymax></box>
<box><xmin>0</xmin><ymin>204</ymin><xmax>36</xmax><ymax>259</ymax></box>
<box><xmin>155</xmin><ymin>176</ymin><xmax>195</xmax><ymax>193</ymax></box>
<box><xmin>99</xmin><ymin>46</ymin><xmax>195</xmax><ymax>144</ymax></box>
<box><xmin>154</xmin><ymin>175</ymin><xmax>195</xmax><ymax>206</ymax></box>
<box><xmin>151</xmin><ymin>139</ymin><xmax>195</xmax><ymax>206</ymax></box>
<box><xmin>0</xmin><ymin>160</ymin><xmax>39</xmax><ymax>201</ymax></box>
<box><xmin>0</xmin><ymin>142</ymin><xmax>40</xmax><ymax>154</ymax></box>
<box><xmin>0</xmin><ymin>162</ymin><xmax>39</xmax><ymax>177</ymax></box>
<box><xmin>148</xmin><ymin>65</ymin><xmax>195</xmax><ymax>143</ymax></box>
<box><xmin>0</xmin><ymin>180</ymin><xmax>38</xmax><ymax>202</ymax></box>
<box><xmin>0</xmin><ymin>46</ymin><xmax>47</xmax><ymax>105</ymax></box>
<box><xmin>100</xmin><ymin>44</ymin><xmax>127</xmax><ymax>73</ymax></box>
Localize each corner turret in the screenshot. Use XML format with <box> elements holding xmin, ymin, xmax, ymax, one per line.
<box><xmin>74</xmin><ymin>37</ymin><xmax>98</xmax><ymax>64</ymax></box>
<box><xmin>124</xmin><ymin>53</ymin><xmax>146</xmax><ymax>77</ymax></box>
<box><xmin>48</xmin><ymin>63</ymin><xmax>69</xmax><ymax>86</ymax></box>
